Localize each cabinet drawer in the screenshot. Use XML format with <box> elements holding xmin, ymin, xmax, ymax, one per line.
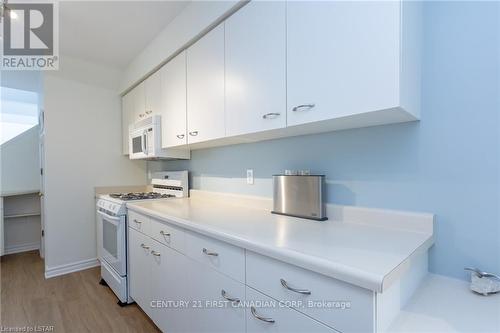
<box><xmin>128</xmin><ymin>210</ymin><xmax>150</xmax><ymax>234</ymax></box>
<box><xmin>150</xmin><ymin>218</ymin><xmax>186</xmax><ymax>253</ymax></box>
<box><xmin>246</xmin><ymin>287</ymin><xmax>336</xmax><ymax>333</ymax></box>
<box><xmin>185</xmin><ymin>231</ymin><xmax>245</xmax><ymax>283</ymax></box>
<box><xmin>246</xmin><ymin>251</ymin><xmax>374</xmax><ymax>333</ymax></box>
<box><xmin>187</xmin><ymin>257</ymin><xmax>246</xmax><ymax>333</ymax></box>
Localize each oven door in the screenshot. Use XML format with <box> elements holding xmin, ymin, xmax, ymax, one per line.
<box><xmin>129</xmin><ymin>128</ymin><xmax>148</xmax><ymax>159</ymax></box>
<box><xmin>98</xmin><ymin>210</ymin><xmax>126</xmax><ymax>276</ymax></box>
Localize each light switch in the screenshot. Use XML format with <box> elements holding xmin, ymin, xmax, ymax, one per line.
<box><xmin>246</xmin><ymin>169</ymin><xmax>254</xmax><ymax>185</ymax></box>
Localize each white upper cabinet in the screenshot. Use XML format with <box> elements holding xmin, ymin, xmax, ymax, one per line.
<box><xmin>225</xmin><ymin>1</ymin><xmax>286</xmax><ymax>137</ymax></box>
<box><xmin>287</xmin><ymin>1</ymin><xmax>417</xmax><ymax>128</ymax></box>
<box><xmin>187</xmin><ymin>24</ymin><xmax>225</xmax><ymax>144</ymax></box>
<box><xmin>127</xmin><ymin>73</ymin><xmax>160</xmax><ymax>124</ymax></box>
<box><xmin>144</xmin><ymin>70</ymin><xmax>162</xmax><ymax>118</ymax></box>
<box><xmin>122</xmin><ymin>0</ymin><xmax>421</xmax><ymax>152</ymax></box>
<box><xmin>160</xmin><ymin>51</ymin><xmax>188</xmax><ymax>148</ymax></box>
<box><xmin>132</xmin><ymin>82</ymin><xmax>146</xmax><ymax>121</ymax></box>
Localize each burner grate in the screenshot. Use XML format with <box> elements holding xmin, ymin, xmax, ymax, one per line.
<box><xmin>109</xmin><ymin>192</ymin><xmax>175</xmax><ymax>201</ymax></box>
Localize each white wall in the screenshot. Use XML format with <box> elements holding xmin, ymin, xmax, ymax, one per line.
<box><xmin>43</xmin><ymin>56</ymin><xmax>147</xmax><ymax>274</ymax></box>
<box><xmin>0</xmin><ymin>126</ymin><xmax>40</xmax><ymax>195</ymax></box>
<box><xmin>120</xmin><ymin>0</ymin><xmax>241</xmax><ymax>93</ymax></box>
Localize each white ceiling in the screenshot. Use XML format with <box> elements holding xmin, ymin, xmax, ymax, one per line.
<box><xmin>59</xmin><ymin>1</ymin><xmax>190</xmax><ymax>69</ymax></box>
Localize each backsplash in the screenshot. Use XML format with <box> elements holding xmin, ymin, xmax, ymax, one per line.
<box><xmin>148</xmin><ymin>1</ymin><xmax>500</xmax><ymax>282</ymax></box>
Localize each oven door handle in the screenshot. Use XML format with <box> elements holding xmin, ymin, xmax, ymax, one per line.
<box><xmin>97</xmin><ymin>210</ymin><xmax>122</xmax><ymax>225</ymax></box>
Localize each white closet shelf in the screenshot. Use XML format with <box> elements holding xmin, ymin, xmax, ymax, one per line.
<box><xmin>4</xmin><ymin>213</ymin><xmax>41</xmax><ymax>219</ymax></box>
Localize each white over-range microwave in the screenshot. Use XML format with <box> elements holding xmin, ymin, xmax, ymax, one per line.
<box><xmin>129</xmin><ymin>115</ymin><xmax>190</xmax><ymax>160</ymax></box>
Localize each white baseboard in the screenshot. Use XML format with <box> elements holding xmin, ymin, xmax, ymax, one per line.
<box><xmin>4</xmin><ymin>242</ymin><xmax>40</xmax><ymax>255</ymax></box>
<box><xmin>45</xmin><ymin>257</ymin><xmax>100</xmax><ymax>279</ymax></box>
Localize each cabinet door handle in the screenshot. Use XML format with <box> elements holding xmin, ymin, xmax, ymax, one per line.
<box><xmin>139</xmin><ymin>113</ymin><xmax>145</xmax><ymax>118</ymax></box>
<box><xmin>202</xmin><ymin>248</ymin><xmax>218</xmax><ymax>256</ymax></box>
<box><xmin>177</xmin><ymin>134</ymin><xmax>185</xmax><ymax>139</ymax></box>
<box><xmin>140</xmin><ymin>243</ymin><xmax>150</xmax><ymax>250</ymax></box>
<box><xmin>133</xmin><ymin>219</ymin><xmax>142</xmax><ymax>224</ymax></box>
<box><xmin>146</xmin><ymin>110</ymin><xmax>152</xmax><ymax>115</ymax></box>
<box><xmin>151</xmin><ymin>250</ymin><xmax>161</xmax><ymax>257</ymax></box>
<box><xmin>250</xmin><ymin>307</ymin><xmax>275</xmax><ymax>323</ymax></box>
<box><xmin>292</xmin><ymin>104</ymin><xmax>315</xmax><ymax>112</ymax></box>
<box><xmin>262</xmin><ymin>112</ymin><xmax>281</xmax><ymax>119</ymax></box>
<box><xmin>160</xmin><ymin>230</ymin><xmax>171</xmax><ymax>237</ymax></box>
<box><xmin>189</xmin><ymin>131</ymin><xmax>199</xmax><ymax>136</ymax></box>
<box><xmin>280</xmin><ymin>279</ymin><xmax>311</xmax><ymax>295</ymax></box>
<box><xmin>221</xmin><ymin>289</ymin><xmax>240</xmax><ymax>304</ymax></box>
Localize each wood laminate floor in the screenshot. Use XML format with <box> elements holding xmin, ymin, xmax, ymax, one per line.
<box><xmin>1</xmin><ymin>251</ymin><xmax>160</xmax><ymax>332</ymax></box>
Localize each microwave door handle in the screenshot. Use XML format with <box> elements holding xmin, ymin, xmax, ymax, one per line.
<box><xmin>141</xmin><ymin>132</ymin><xmax>145</xmax><ymax>154</ymax></box>
<box><xmin>143</xmin><ymin>130</ymin><xmax>148</xmax><ymax>155</ymax></box>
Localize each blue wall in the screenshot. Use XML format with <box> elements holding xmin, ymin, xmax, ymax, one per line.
<box><xmin>162</xmin><ymin>1</ymin><xmax>500</xmax><ymax>280</ymax></box>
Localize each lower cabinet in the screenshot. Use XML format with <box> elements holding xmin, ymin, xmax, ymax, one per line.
<box><xmin>128</xmin><ymin>227</ymin><xmax>152</xmax><ymax>315</ymax></box>
<box><xmin>127</xmin><ymin>212</ymin><xmax>378</xmax><ymax>333</ymax></box>
<box><xmin>150</xmin><ymin>238</ymin><xmax>189</xmax><ymax>333</ymax></box>
<box><xmin>129</xmin><ymin>223</ymin><xmax>246</xmax><ymax>333</ymax></box>
<box><xmin>187</xmin><ymin>257</ymin><xmax>246</xmax><ymax>333</ymax></box>
<box><xmin>246</xmin><ymin>287</ymin><xmax>335</xmax><ymax>333</ymax></box>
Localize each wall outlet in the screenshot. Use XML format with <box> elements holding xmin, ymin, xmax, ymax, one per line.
<box><xmin>246</xmin><ymin>169</ymin><xmax>254</xmax><ymax>185</ymax></box>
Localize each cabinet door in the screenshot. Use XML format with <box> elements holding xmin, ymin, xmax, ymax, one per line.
<box><xmin>287</xmin><ymin>1</ymin><xmax>400</xmax><ymax>126</ymax></box>
<box><xmin>187</xmin><ymin>257</ymin><xmax>246</xmax><ymax>333</ymax></box>
<box><xmin>121</xmin><ymin>92</ymin><xmax>134</xmax><ymax>155</ymax></box>
<box><xmin>187</xmin><ymin>24</ymin><xmax>225</xmax><ymax>144</ymax></box>
<box><xmin>161</xmin><ymin>51</ymin><xmax>188</xmax><ymax>148</ymax></box>
<box><xmin>133</xmin><ymin>82</ymin><xmax>146</xmax><ymax>122</ymax></box>
<box><xmin>246</xmin><ymin>287</ymin><xmax>335</xmax><ymax>333</ymax></box>
<box><xmin>225</xmin><ymin>1</ymin><xmax>286</xmax><ymax>136</ymax></box>
<box><xmin>150</xmin><ymin>240</ymin><xmax>190</xmax><ymax>333</ymax></box>
<box><xmin>128</xmin><ymin>227</ymin><xmax>152</xmax><ymax>315</ymax></box>
<box><xmin>145</xmin><ymin>70</ymin><xmax>162</xmax><ymax>118</ymax></box>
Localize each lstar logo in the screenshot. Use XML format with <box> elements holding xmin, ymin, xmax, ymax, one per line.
<box><xmin>1</xmin><ymin>0</ymin><xmax>59</xmax><ymax>70</ymax></box>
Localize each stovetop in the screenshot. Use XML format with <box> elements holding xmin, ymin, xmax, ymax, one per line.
<box><xmin>109</xmin><ymin>192</ymin><xmax>175</xmax><ymax>201</ymax></box>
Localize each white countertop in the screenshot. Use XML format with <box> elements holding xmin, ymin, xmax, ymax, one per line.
<box><xmin>127</xmin><ymin>191</ymin><xmax>434</xmax><ymax>292</ymax></box>
<box><xmin>388</xmin><ymin>274</ymin><xmax>500</xmax><ymax>333</ymax></box>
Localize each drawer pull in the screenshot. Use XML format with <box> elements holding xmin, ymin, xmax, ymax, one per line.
<box><xmin>140</xmin><ymin>243</ymin><xmax>150</xmax><ymax>250</ymax></box>
<box><xmin>280</xmin><ymin>279</ymin><xmax>311</xmax><ymax>295</ymax></box>
<box><xmin>262</xmin><ymin>112</ymin><xmax>281</xmax><ymax>119</ymax></box>
<box><xmin>151</xmin><ymin>250</ymin><xmax>161</xmax><ymax>257</ymax></box>
<box><xmin>292</xmin><ymin>104</ymin><xmax>315</xmax><ymax>112</ymax></box>
<box><xmin>250</xmin><ymin>306</ymin><xmax>275</xmax><ymax>323</ymax></box>
<box><xmin>133</xmin><ymin>219</ymin><xmax>142</xmax><ymax>224</ymax></box>
<box><xmin>176</xmin><ymin>134</ymin><xmax>185</xmax><ymax>139</ymax></box>
<box><xmin>160</xmin><ymin>230</ymin><xmax>171</xmax><ymax>237</ymax></box>
<box><xmin>221</xmin><ymin>289</ymin><xmax>240</xmax><ymax>304</ymax></box>
<box><xmin>202</xmin><ymin>248</ymin><xmax>218</xmax><ymax>256</ymax></box>
<box><xmin>189</xmin><ymin>131</ymin><xmax>199</xmax><ymax>136</ymax></box>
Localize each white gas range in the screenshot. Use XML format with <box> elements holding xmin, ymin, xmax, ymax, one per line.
<box><xmin>96</xmin><ymin>171</ymin><xmax>188</xmax><ymax>305</ymax></box>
